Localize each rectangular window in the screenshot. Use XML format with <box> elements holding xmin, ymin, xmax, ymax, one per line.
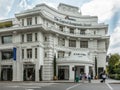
<box><xmin>27</xmin><ymin>34</ymin><xmax>32</xmax><ymax>42</ymax></box>
<box><xmin>44</xmin><ymin>36</ymin><xmax>48</xmax><ymax>41</ymax></box>
<box><xmin>22</xmin><ymin>49</ymin><xmax>24</xmax><ymax>59</ymax></box>
<box><xmin>70</xmin><ymin>28</ymin><xmax>74</xmax><ymax>34</ymax></box>
<box><xmin>80</xmin><ymin>29</ymin><xmax>86</xmax><ymax>35</ymax></box>
<box><xmin>2</xmin><ymin>35</ymin><xmax>12</xmax><ymax>44</ymax></box>
<box><xmin>35</xmin><ymin>48</ymin><xmax>37</xmax><ymax>59</ymax></box>
<box><xmin>27</xmin><ymin>17</ymin><xmax>32</xmax><ymax>25</ymax></box>
<box><xmin>58</xmin><ymin>51</ymin><xmax>65</xmax><ymax>58</ymax></box>
<box><xmin>35</xmin><ymin>33</ymin><xmax>37</xmax><ymax>41</ymax></box>
<box><xmin>58</xmin><ymin>38</ymin><xmax>65</xmax><ymax>46</ymax></box>
<box><xmin>59</xmin><ymin>26</ymin><xmax>63</xmax><ymax>31</ymax></box>
<box><xmin>44</xmin><ymin>52</ymin><xmax>47</xmax><ymax>57</ymax></box>
<box><xmin>21</xmin><ymin>34</ymin><xmax>24</xmax><ymax>42</ymax></box>
<box><xmin>80</xmin><ymin>41</ymin><xmax>88</xmax><ymax>48</ymax></box>
<box><xmin>69</xmin><ymin>40</ymin><xmax>76</xmax><ymax>47</ymax></box>
<box><xmin>22</xmin><ymin>19</ymin><xmax>24</xmax><ymax>26</ymax></box>
<box><xmin>27</xmin><ymin>49</ymin><xmax>32</xmax><ymax>58</ymax></box>
<box><xmin>1</xmin><ymin>50</ymin><xmax>13</xmax><ymax>60</ymax></box>
<box><xmin>35</xmin><ymin>16</ymin><xmax>37</xmax><ymax>24</ymax></box>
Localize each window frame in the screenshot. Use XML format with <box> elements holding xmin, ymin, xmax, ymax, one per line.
<box><xmin>27</xmin><ymin>17</ymin><xmax>32</xmax><ymax>26</ymax></box>
<box><xmin>27</xmin><ymin>33</ymin><xmax>32</xmax><ymax>42</ymax></box>
<box><xmin>69</xmin><ymin>39</ymin><xmax>76</xmax><ymax>47</ymax></box>
<box><xmin>27</xmin><ymin>49</ymin><xmax>32</xmax><ymax>59</ymax></box>
<box><xmin>80</xmin><ymin>41</ymin><xmax>88</xmax><ymax>48</ymax></box>
<box><xmin>2</xmin><ymin>35</ymin><xmax>12</xmax><ymax>44</ymax></box>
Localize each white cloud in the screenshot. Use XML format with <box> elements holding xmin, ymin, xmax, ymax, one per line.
<box><xmin>81</xmin><ymin>0</ymin><xmax>120</xmax><ymax>22</ymax></box>
<box><xmin>108</xmin><ymin>26</ymin><xmax>120</xmax><ymax>54</ymax></box>
<box><xmin>19</xmin><ymin>0</ymin><xmax>33</xmax><ymax>9</ymax></box>
<box><xmin>0</xmin><ymin>0</ymin><xmax>14</xmax><ymax>19</ymax></box>
<box><xmin>81</xmin><ymin>0</ymin><xmax>120</xmax><ymax>54</ymax></box>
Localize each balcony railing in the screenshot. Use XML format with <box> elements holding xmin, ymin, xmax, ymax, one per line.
<box><xmin>46</xmin><ymin>26</ymin><xmax>106</xmax><ymax>38</ymax></box>
<box><xmin>22</xmin><ymin>59</ymin><xmax>34</xmax><ymax>63</ymax></box>
<box><xmin>1</xmin><ymin>59</ymin><xmax>13</xmax><ymax>64</ymax></box>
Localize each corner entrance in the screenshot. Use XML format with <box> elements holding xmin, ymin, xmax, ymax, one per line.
<box><xmin>58</xmin><ymin>66</ymin><xmax>69</xmax><ymax>80</ymax></box>
<box><xmin>23</xmin><ymin>64</ymin><xmax>35</xmax><ymax>81</ymax></box>
<box><xmin>1</xmin><ymin>65</ymin><xmax>12</xmax><ymax>81</ymax></box>
<box><xmin>75</xmin><ymin>66</ymin><xmax>85</xmax><ymax>77</ymax></box>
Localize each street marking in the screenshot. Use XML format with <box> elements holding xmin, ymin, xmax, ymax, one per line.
<box><xmin>7</xmin><ymin>86</ymin><xmax>41</xmax><ymax>89</ymax></box>
<box><xmin>66</xmin><ymin>84</ymin><xmax>80</xmax><ymax>90</ymax></box>
<box><xmin>106</xmin><ymin>83</ymin><xmax>113</xmax><ymax>90</ymax></box>
<box><xmin>25</xmin><ymin>89</ymin><xmax>34</xmax><ymax>90</ymax></box>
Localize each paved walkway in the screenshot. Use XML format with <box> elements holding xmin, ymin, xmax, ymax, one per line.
<box><xmin>0</xmin><ymin>79</ymin><xmax>120</xmax><ymax>84</ymax></box>
<box><xmin>41</xmin><ymin>79</ymin><xmax>120</xmax><ymax>84</ymax></box>
<box><xmin>91</xmin><ymin>79</ymin><xmax>120</xmax><ymax>83</ymax></box>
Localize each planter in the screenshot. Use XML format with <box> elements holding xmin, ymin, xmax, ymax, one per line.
<box><xmin>53</xmin><ymin>76</ymin><xmax>57</xmax><ymax>80</ymax></box>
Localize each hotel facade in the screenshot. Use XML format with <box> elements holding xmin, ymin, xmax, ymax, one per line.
<box><xmin>0</xmin><ymin>3</ymin><xmax>109</xmax><ymax>81</ymax></box>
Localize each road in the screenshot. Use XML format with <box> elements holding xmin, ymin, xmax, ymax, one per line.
<box><xmin>0</xmin><ymin>82</ymin><xmax>119</xmax><ymax>90</ymax></box>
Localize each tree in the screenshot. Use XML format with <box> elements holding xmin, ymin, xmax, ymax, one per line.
<box><xmin>114</xmin><ymin>61</ymin><xmax>120</xmax><ymax>74</ymax></box>
<box><xmin>108</xmin><ymin>54</ymin><xmax>120</xmax><ymax>74</ymax></box>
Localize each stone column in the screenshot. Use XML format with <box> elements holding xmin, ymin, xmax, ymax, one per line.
<box><xmin>69</xmin><ymin>65</ymin><xmax>75</xmax><ymax>81</ymax></box>
<box><xmin>35</xmin><ymin>63</ymin><xmax>39</xmax><ymax>81</ymax></box>
<box><xmin>12</xmin><ymin>61</ymin><xmax>17</xmax><ymax>81</ymax></box>
<box><xmin>85</xmin><ymin>65</ymin><xmax>89</xmax><ymax>76</ymax></box>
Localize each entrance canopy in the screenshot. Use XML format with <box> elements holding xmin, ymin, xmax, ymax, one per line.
<box><xmin>57</xmin><ymin>51</ymin><xmax>93</xmax><ymax>64</ymax></box>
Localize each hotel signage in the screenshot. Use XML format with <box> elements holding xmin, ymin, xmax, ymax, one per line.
<box><xmin>54</xmin><ymin>16</ymin><xmax>91</xmax><ymax>26</ymax></box>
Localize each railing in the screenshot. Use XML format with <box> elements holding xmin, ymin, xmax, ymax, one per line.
<box><xmin>1</xmin><ymin>59</ymin><xmax>13</xmax><ymax>64</ymax></box>
<box><xmin>46</xmin><ymin>26</ymin><xmax>106</xmax><ymax>38</ymax></box>
<box><xmin>22</xmin><ymin>59</ymin><xmax>34</xmax><ymax>63</ymax></box>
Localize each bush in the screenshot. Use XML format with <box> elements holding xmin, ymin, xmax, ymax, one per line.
<box><xmin>109</xmin><ymin>74</ymin><xmax>120</xmax><ymax>80</ymax></box>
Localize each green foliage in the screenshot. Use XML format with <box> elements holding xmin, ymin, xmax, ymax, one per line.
<box><xmin>108</xmin><ymin>54</ymin><xmax>120</xmax><ymax>80</ymax></box>
<box><xmin>109</xmin><ymin>74</ymin><xmax>120</xmax><ymax>80</ymax></box>
<box><xmin>108</xmin><ymin>54</ymin><xmax>119</xmax><ymax>65</ymax></box>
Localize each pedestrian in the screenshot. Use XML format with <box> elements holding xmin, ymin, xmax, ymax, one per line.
<box><xmin>88</xmin><ymin>73</ymin><xmax>91</xmax><ymax>83</ymax></box>
<box><xmin>100</xmin><ymin>71</ymin><xmax>106</xmax><ymax>83</ymax></box>
<box><xmin>102</xmin><ymin>73</ymin><xmax>106</xmax><ymax>83</ymax></box>
<box><xmin>82</xmin><ymin>73</ymin><xmax>86</xmax><ymax>83</ymax></box>
<box><xmin>79</xmin><ymin>73</ymin><xmax>82</xmax><ymax>80</ymax></box>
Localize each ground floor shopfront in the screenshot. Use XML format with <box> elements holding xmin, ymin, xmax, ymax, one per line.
<box><xmin>0</xmin><ymin>63</ymin><xmax>104</xmax><ymax>81</ymax></box>
<box><xmin>0</xmin><ymin>63</ymin><xmax>42</xmax><ymax>81</ymax></box>
<box><xmin>57</xmin><ymin>63</ymin><xmax>94</xmax><ymax>80</ymax></box>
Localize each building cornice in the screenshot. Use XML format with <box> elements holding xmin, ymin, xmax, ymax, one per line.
<box><xmin>15</xmin><ymin>3</ymin><xmax>97</xmax><ymax>19</ymax></box>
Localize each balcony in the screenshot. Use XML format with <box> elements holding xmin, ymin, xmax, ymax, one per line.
<box><xmin>0</xmin><ymin>24</ymin><xmax>44</xmax><ymax>33</ymax></box>
<box><xmin>46</xmin><ymin>26</ymin><xmax>108</xmax><ymax>39</ymax></box>
<box><xmin>1</xmin><ymin>59</ymin><xmax>13</xmax><ymax>64</ymax></box>
<box><xmin>55</xmin><ymin>45</ymin><xmax>90</xmax><ymax>51</ymax></box>
<box><xmin>22</xmin><ymin>59</ymin><xmax>34</xmax><ymax>63</ymax></box>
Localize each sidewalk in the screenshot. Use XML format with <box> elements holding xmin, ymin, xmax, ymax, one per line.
<box><xmin>91</xmin><ymin>79</ymin><xmax>120</xmax><ymax>83</ymax></box>
<box><xmin>41</xmin><ymin>79</ymin><xmax>120</xmax><ymax>84</ymax></box>
<box><xmin>0</xmin><ymin>79</ymin><xmax>120</xmax><ymax>84</ymax></box>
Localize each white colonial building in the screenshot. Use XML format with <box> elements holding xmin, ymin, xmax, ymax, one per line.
<box><xmin>0</xmin><ymin>3</ymin><xmax>109</xmax><ymax>81</ymax></box>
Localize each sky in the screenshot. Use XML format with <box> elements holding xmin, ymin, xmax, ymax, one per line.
<box><xmin>0</xmin><ymin>0</ymin><xmax>120</xmax><ymax>54</ymax></box>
